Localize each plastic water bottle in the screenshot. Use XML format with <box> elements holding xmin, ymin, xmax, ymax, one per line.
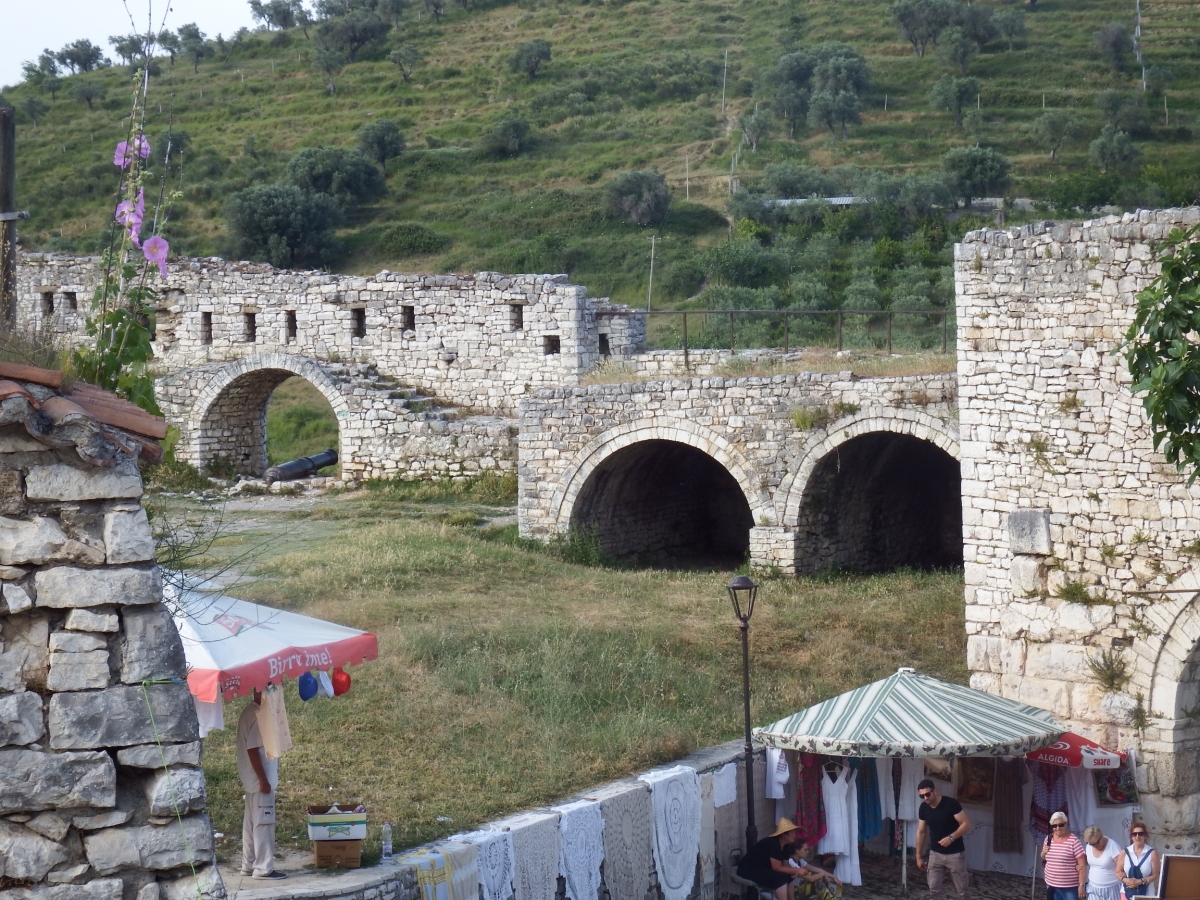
<box><xmin>382</xmin><ymin>823</ymin><xmax>393</xmax><ymax>862</ymax></box>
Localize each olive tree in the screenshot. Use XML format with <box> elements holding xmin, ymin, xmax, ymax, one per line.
<box><xmin>941</xmin><ymin>146</ymin><xmax>1009</xmax><ymax>207</ymax></box>
<box><xmin>358</xmin><ymin>119</ymin><xmax>405</xmax><ymax>166</ymax></box>
<box><xmin>510</xmin><ymin>39</ymin><xmax>551</xmax><ymax>80</ymax></box>
<box><xmin>1025</xmin><ymin>109</ymin><xmax>1085</xmax><ymax>159</ymax></box>
<box><xmin>928</xmin><ymin>75</ymin><xmax>978</xmax><ymax>128</ymax></box>
<box><xmin>604</xmin><ymin>170</ymin><xmax>669</xmax><ymax>226</ymax></box>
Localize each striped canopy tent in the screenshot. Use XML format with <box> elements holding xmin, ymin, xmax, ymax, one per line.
<box><xmin>754</xmin><ymin>668</ymin><xmax>1064</xmax><ymax>758</ymax></box>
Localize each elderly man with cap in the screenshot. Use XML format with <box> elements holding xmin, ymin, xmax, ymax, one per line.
<box><xmin>737</xmin><ymin>818</ymin><xmax>803</xmax><ymax>900</ymax></box>
<box><xmin>1041</xmin><ymin>811</ymin><xmax>1086</xmax><ymax>900</ymax></box>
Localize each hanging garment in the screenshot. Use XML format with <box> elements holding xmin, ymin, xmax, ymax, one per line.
<box><xmin>502</xmin><ymin>811</ymin><xmax>560</xmax><ymax>900</ymax></box>
<box><xmin>896</xmin><ymin>758</ymin><xmax>924</xmax><ymax>822</ymax></box>
<box><xmin>255</xmin><ymin>683</ymin><xmax>293</xmax><ymax>759</ymax></box>
<box><xmin>765</xmin><ymin>749</ymin><xmax>789</xmax><ymax>800</ymax></box>
<box><xmin>402</xmin><ymin>841</ymin><xmax>479</xmax><ymax>900</ymax></box>
<box><xmin>1064</xmin><ymin>765</ymin><xmax>1098</xmax><ymax>840</ymax></box>
<box><xmin>455</xmin><ymin>830</ymin><xmax>515</xmax><ymax>900</ymax></box>
<box><xmin>795</xmin><ymin>754</ymin><xmax>826</xmax><ymax>846</ymax></box>
<box><xmin>850</xmin><ymin>759</ymin><xmax>882</xmax><ymax>843</ymax></box>
<box><xmin>992</xmin><ymin>758</ymin><xmax>1025</xmax><ymax>854</ymax></box>
<box><xmin>639</xmin><ymin>765</ymin><xmax>702</xmax><ymax>900</ymax></box>
<box><xmin>193</xmin><ymin>695</ymin><xmax>224</xmax><ymax>737</ymax></box>
<box><xmin>714</xmin><ymin>769</ymin><xmax>743</xmax><ymax>900</ymax></box>
<box><xmin>817</xmin><ymin>767</ymin><xmax>850</xmax><ymax>856</ymax></box>
<box><xmin>875</xmin><ymin>758</ymin><xmax>896</xmax><ymax>823</ymax></box>
<box><xmin>1028</xmin><ymin>761</ymin><xmax>1068</xmax><ymax>838</ymax></box>
<box><xmin>554</xmin><ymin>799</ymin><xmax>605</xmax><ymax>900</ymax></box>
<box><xmin>834</xmin><ymin>768</ymin><xmax>862</xmax><ymax>887</ymax></box>
<box><xmin>713</xmin><ymin>762</ymin><xmax>738</xmax><ymax>809</ymax></box>
<box><xmin>598</xmin><ymin>783</ymin><xmax>653</xmax><ymax>900</ymax></box>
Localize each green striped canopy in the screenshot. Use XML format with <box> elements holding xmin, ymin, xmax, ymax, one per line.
<box><xmin>753</xmin><ymin>669</ymin><xmax>1063</xmax><ymax>758</ymax></box>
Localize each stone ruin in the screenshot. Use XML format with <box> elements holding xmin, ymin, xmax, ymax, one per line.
<box><xmin>0</xmin><ymin>367</ymin><xmax>222</xmax><ymax>899</ymax></box>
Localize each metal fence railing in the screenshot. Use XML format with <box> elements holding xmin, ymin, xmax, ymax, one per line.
<box><xmin>597</xmin><ymin>308</ymin><xmax>955</xmax><ymax>369</ymax></box>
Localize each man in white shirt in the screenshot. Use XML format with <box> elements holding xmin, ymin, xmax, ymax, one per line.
<box><xmin>236</xmin><ymin>690</ymin><xmax>286</xmax><ymax>880</ymax></box>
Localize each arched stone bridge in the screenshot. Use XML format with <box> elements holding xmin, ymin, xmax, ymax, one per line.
<box><xmin>517</xmin><ymin>372</ymin><xmax>960</xmax><ymax>574</ymax></box>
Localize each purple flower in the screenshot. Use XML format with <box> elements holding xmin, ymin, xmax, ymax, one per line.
<box><xmin>114</xmin><ymin>188</ymin><xmax>146</xmax><ymax>248</ymax></box>
<box><xmin>114</xmin><ymin>141</ymin><xmax>134</xmax><ymax>168</ymax></box>
<box><xmin>142</xmin><ymin>234</ymin><xmax>169</xmax><ymax>278</ymax></box>
<box><xmin>134</xmin><ymin>135</ymin><xmax>151</xmax><ymax>159</ymax></box>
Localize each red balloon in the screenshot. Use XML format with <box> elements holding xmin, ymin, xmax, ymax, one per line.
<box><xmin>331</xmin><ymin>667</ymin><xmax>351</xmax><ymax>696</ymax></box>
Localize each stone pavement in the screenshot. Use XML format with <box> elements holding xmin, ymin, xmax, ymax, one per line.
<box><xmin>846</xmin><ymin>855</ymin><xmax>1035</xmax><ymax>900</ymax></box>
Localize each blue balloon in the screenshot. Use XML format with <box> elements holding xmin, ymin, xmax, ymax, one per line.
<box><xmin>298</xmin><ymin>671</ymin><xmax>318</xmax><ymax>702</ymax></box>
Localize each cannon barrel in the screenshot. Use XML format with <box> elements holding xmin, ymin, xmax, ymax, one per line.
<box><xmin>264</xmin><ymin>449</ymin><xmax>338</xmax><ymax>484</ymax></box>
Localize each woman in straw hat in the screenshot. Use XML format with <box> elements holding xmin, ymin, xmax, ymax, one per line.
<box><xmin>737</xmin><ymin>819</ymin><xmax>804</xmax><ymax>900</ymax></box>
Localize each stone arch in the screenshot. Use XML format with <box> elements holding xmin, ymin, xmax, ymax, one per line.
<box><xmin>184</xmin><ymin>353</ymin><xmax>349</xmax><ymax>476</ymax></box>
<box><xmin>777</xmin><ymin>408</ymin><xmax>962</xmax><ymax>572</ymax></box>
<box><xmin>550</xmin><ymin>419</ymin><xmax>773</xmax><ymax>563</ymax></box>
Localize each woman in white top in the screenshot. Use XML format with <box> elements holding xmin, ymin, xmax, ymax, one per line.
<box><xmin>1081</xmin><ymin>827</ymin><xmax>1122</xmax><ymax>900</ymax></box>
<box><xmin>1116</xmin><ymin>824</ymin><xmax>1159</xmax><ymax>897</ymax></box>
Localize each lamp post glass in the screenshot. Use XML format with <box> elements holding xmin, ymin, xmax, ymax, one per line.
<box><xmin>727</xmin><ymin>574</ymin><xmax>759</xmax><ymax>847</ymax></box>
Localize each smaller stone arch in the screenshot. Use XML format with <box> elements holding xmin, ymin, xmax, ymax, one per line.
<box><xmin>776</xmin><ymin>407</ymin><xmax>960</xmax><ymax>527</ymax></box>
<box><xmin>181</xmin><ymin>353</ymin><xmax>350</xmax><ymax>475</ymax></box>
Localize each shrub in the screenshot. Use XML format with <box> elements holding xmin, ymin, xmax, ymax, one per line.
<box><xmin>379</xmin><ymin>223</ymin><xmax>451</xmax><ymax>256</ymax></box>
<box><xmin>604</xmin><ymin>171</ymin><xmax>669</xmax><ymax>226</ymax></box>
<box><xmin>480</xmin><ymin>115</ymin><xmax>532</xmax><ymax>158</ymax></box>
<box><xmin>942</xmin><ymin>146</ymin><xmax>1010</xmax><ymax>207</ymax></box>
<box><xmin>702</xmin><ymin>239</ymin><xmax>787</xmax><ymax>288</ymax></box>
<box><xmin>224</xmin><ymin>183</ymin><xmax>342</xmax><ymax>268</ymax></box>
<box><xmin>358</xmin><ymin>119</ymin><xmax>405</xmax><ymax>168</ymax></box>
<box><xmin>283</xmin><ymin>146</ymin><xmax>387</xmax><ymax>210</ymax></box>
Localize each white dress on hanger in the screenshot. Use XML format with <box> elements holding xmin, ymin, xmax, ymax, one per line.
<box><xmin>835</xmin><ymin>768</ymin><xmax>861</xmax><ymax>887</ymax></box>
<box><xmin>817</xmin><ymin>767</ymin><xmax>850</xmax><ymax>856</ymax></box>
<box><xmin>897</xmin><ymin>758</ymin><xmax>924</xmax><ymax>822</ymax></box>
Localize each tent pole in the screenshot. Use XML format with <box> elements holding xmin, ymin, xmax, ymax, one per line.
<box><xmin>902</xmin><ymin>820</ymin><xmax>907</xmax><ymax>893</ymax></box>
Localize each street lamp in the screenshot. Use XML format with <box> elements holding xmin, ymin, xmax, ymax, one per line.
<box><xmin>727</xmin><ymin>574</ymin><xmax>759</xmax><ymax>848</ymax></box>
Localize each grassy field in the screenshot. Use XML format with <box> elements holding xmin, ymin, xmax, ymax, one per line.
<box><xmin>180</xmin><ymin>483</ymin><xmax>967</xmax><ymax>863</ymax></box>
<box><xmin>266</xmin><ymin>377</ymin><xmax>340</xmax><ymax>466</ymax></box>
<box><xmin>3</xmin><ymin>0</ymin><xmax>1198</xmax><ymax>306</ymax></box>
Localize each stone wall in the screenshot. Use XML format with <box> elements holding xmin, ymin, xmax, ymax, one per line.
<box><xmin>518</xmin><ymin>372</ymin><xmax>959</xmax><ymax>572</ymax></box>
<box><xmin>1</xmin><ymin>406</ymin><xmax>221</xmax><ymax>895</ymax></box>
<box><xmin>955</xmin><ymin>207</ymin><xmax>1200</xmax><ymax>849</ymax></box>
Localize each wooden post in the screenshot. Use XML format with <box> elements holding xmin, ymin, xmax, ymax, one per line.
<box><xmin>783</xmin><ymin>313</ymin><xmax>789</xmax><ymax>354</ymax></box>
<box><xmin>941</xmin><ymin>311</ymin><xmax>949</xmax><ymax>353</ymax></box>
<box><xmin>1</xmin><ymin>105</ymin><xmax>17</xmax><ymax>327</ymax></box>
<box><xmin>682</xmin><ymin>312</ymin><xmax>689</xmax><ymax>372</ymax></box>
<box><xmin>886</xmin><ymin>311</ymin><xmax>893</xmax><ymax>355</ymax></box>
<box><xmin>728</xmin><ymin>311</ymin><xmax>735</xmax><ymax>353</ymax></box>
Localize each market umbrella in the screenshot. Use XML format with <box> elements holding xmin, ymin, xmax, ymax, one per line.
<box><xmin>1025</xmin><ymin>732</ymin><xmax>1126</xmax><ymax>769</ymax></box>
<box><xmin>171</xmin><ymin>587</ymin><xmax>379</xmax><ymax>702</ymax></box>
<box><xmin>754</xmin><ymin>667</ymin><xmax>1064</xmax><ymax>758</ymax></box>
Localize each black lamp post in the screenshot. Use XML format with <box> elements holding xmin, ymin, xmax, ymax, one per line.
<box><xmin>727</xmin><ymin>574</ymin><xmax>759</xmax><ymax>848</ymax></box>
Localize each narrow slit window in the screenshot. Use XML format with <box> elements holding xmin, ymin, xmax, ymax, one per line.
<box><xmin>598</xmin><ymin>333</ymin><xmax>610</xmax><ymax>357</ymax></box>
<box><xmin>41</xmin><ymin>292</ymin><xmax>54</xmax><ymax>317</ymax></box>
<box><xmin>201</xmin><ymin>311</ymin><xmax>213</xmax><ymax>345</ymax></box>
<box><xmin>286</xmin><ymin>310</ymin><xmax>297</xmax><ymax>342</ymax></box>
<box><xmin>401</xmin><ymin>305</ymin><xmax>416</xmax><ymax>332</ymax></box>
<box><xmin>543</xmin><ymin>335</ymin><xmax>561</xmax><ymax>355</ymax></box>
<box><xmin>509</xmin><ymin>304</ymin><xmax>524</xmax><ymax>331</ymax></box>
<box><xmin>64</xmin><ymin>292</ymin><xmax>77</xmax><ymax>311</ymax></box>
<box><xmin>351</xmin><ymin>307</ymin><xmax>367</xmax><ymax>339</ymax></box>
<box><xmin>244</xmin><ymin>312</ymin><xmax>257</xmax><ymax>343</ymax></box>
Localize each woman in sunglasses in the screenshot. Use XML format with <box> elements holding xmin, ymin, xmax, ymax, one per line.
<box><xmin>1040</xmin><ymin>811</ymin><xmax>1086</xmax><ymax>900</ymax></box>
<box><xmin>1115</xmin><ymin>825</ymin><xmax>1159</xmax><ymax>897</ymax></box>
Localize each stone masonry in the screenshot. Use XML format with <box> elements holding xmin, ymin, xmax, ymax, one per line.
<box><xmin>956</xmin><ymin>207</ymin><xmax>1200</xmax><ymax>851</ymax></box>
<box><xmin>0</xmin><ymin>381</ymin><xmax>222</xmax><ymax>898</ymax></box>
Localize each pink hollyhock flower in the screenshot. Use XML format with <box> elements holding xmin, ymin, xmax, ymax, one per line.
<box><xmin>134</xmin><ymin>135</ymin><xmax>151</xmax><ymax>159</ymax></box>
<box><xmin>114</xmin><ymin>141</ymin><xmax>134</xmax><ymax>168</ymax></box>
<box><xmin>142</xmin><ymin>234</ymin><xmax>169</xmax><ymax>278</ymax></box>
<box><xmin>114</xmin><ymin>188</ymin><xmax>146</xmax><ymax>248</ymax></box>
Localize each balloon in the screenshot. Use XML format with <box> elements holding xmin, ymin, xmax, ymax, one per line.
<box><xmin>331</xmin><ymin>667</ymin><xmax>351</xmax><ymax>696</ymax></box>
<box><xmin>298</xmin><ymin>671</ymin><xmax>318</xmax><ymax>702</ymax></box>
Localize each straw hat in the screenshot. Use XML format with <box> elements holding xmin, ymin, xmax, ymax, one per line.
<box><xmin>770</xmin><ymin>818</ymin><xmax>800</xmax><ymax>838</ymax></box>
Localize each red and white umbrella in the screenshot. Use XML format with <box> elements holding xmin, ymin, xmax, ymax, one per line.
<box><xmin>171</xmin><ymin>587</ymin><xmax>378</xmax><ymax>702</ymax></box>
<box><xmin>1025</xmin><ymin>731</ymin><xmax>1126</xmax><ymax>769</ymax></box>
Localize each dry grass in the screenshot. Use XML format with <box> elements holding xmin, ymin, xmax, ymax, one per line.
<box><xmin>715</xmin><ymin>351</ymin><xmax>958</xmax><ymax>379</ymax></box>
<box><xmin>191</xmin><ymin>492</ymin><xmax>966</xmax><ymax>862</ymax></box>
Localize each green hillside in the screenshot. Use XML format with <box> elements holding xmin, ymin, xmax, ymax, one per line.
<box><xmin>4</xmin><ymin>0</ymin><xmax>1199</xmax><ymax>308</ymax></box>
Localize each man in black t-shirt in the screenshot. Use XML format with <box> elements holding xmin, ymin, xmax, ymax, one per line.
<box><xmin>915</xmin><ymin>779</ymin><xmax>971</xmax><ymax>900</ymax></box>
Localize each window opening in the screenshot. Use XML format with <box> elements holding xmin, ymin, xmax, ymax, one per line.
<box><xmin>351</xmin><ymin>307</ymin><xmax>367</xmax><ymax>339</ymax></box>
<box><xmin>64</xmin><ymin>292</ymin><xmax>77</xmax><ymax>311</ymax></box>
<box><xmin>509</xmin><ymin>304</ymin><xmax>524</xmax><ymax>331</ymax></box>
<box><xmin>201</xmin><ymin>312</ymin><xmax>213</xmax><ymax>345</ymax></box>
<box><xmin>544</xmin><ymin>335</ymin><xmax>561</xmax><ymax>355</ymax></box>
<box><xmin>401</xmin><ymin>305</ymin><xmax>416</xmax><ymax>332</ymax></box>
<box><xmin>286</xmin><ymin>310</ymin><xmax>297</xmax><ymax>342</ymax></box>
<box><xmin>599</xmin><ymin>333</ymin><xmax>610</xmax><ymax>356</ymax></box>
<box><xmin>41</xmin><ymin>292</ymin><xmax>53</xmax><ymax>317</ymax></box>
<box><xmin>244</xmin><ymin>312</ymin><xmax>257</xmax><ymax>343</ymax></box>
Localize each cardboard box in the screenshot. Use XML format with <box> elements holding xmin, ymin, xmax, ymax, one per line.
<box><xmin>1159</xmin><ymin>853</ymin><xmax>1200</xmax><ymax>899</ymax></box>
<box><xmin>306</xmin><ymin>804</ymin><xmax>367</xmax><ymax>841</ymax></box>
<box><xmin>314</xmin><ymin>839</ymin><xmax>362</xmax><ymax>869</ymax></box>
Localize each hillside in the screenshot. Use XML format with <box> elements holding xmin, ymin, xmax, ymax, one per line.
<box><xmin>4</xmin><ymin>0</ymin><xmax>1199</xmax><ymax>308</ymax></box>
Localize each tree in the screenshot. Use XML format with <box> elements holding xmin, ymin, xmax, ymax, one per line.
<box><xmin>317</xmin><ymin>9</ymin><xmax>388</xmax><ymax>61</ymax></box>
<box><xmin>811</xmin><ymin>47</ymin><xmax>871</xmax><ymax>95</ymax></box>
<box><xmin>953</xmin><ymin>3</ymin><xmax>997</xmax><ymax>51</ymax></box>
<box><xmin>21</xmin><ymin>52</ymin><xmax>61</xmax><ymax>97</ymax></box>
<box><xmin>480</xmin><ymin>114</ymin><xmax>531</xmax><ymax>157</ymax></box>
<box><xmin>424</xmin><ymin>0</ymin><xmax>445</xmax><ymax>23</ymax></box>
<box><xmin>942</xmin><ymin>146</ymin><xmax>1009</xmax><ymax>207</ymax></box>
<box><xmin>1025</xmin><ymin>109</ymin><xmax>1085</xmax><ymax>159</ymax></box>
<box><xmin>283</xmin><ymin>146</ymin><xmax>387</xmax><ymax>208</ymax></box>
<box><xmin>358</xmin><ymin>119</ymin><xmax>405</xmax><ymax>166</ymax></box>
<box><xmin>928</xmin><ymin>74</ymin><xmax>978</xmax><ymax>128</ymax></box>
<box><xmin>1097</xmin><ymin>24</ymin><xmax>1134</xmax><ymax>70</ymax></box>
<box><xmin>70</xmin><ymin>81</ymin><xmax>106</xmax><ymax>111</ymax></box>
<box><xmin>378</xmin><ymin>0</ymin><xmax>409</xmax><ymax>27</ymax></box>
<box><xmin>225</xmin><ymin>28</ymin><xmax>251</xmax><ymax>62</ymax></box>
<box><xmin>42</xmin><ymin>76</ymin><xmax>62</xmax><ymax>101</ymax></box>
<box><xmin>1096</xmin><ymin>89</ymin><xmax>1151</xmax><ymax>136</ymax></box>
<box><xmin>57</xmin><ymin>39</ymin><xmax>105</xmax><ymax>73</ymax></box>
<box><xmin>312</xmin><ymin>42</ymin><xmax>346</xmax><ymax>93</ymax></box>
<box><xmin>604</xmin><ymin>171</ymin><xmax>669</xmax><ymax>226</ymax></box>
<box><xmin>772</xmin><ymin>82</ymin><xmax>809</xmax><ymax>138</ymax></box>
<box><xmin>224</xmin><ymin>184</ymin><xmax>343</xmax><ymax>268</ymax></box>
<box><xmin>807</xmin><ymin>89</ymin><xmax>861</xmax><ymax>138</ymax></box>
<box><xmin>890</xmin><ymin>0</ymin><xmax>953</xmax><ymax>57</ymax></box>
<box><xmin>20</xmin><ymin>97</ymin><xmax>48</xmax><ymax>129</ymax></box>
<box><xmin>109</xmin><ymin>34</ymin><xmax>148</xmax><ymax>68</ymax></box>
<box><xmin>250</xmin><ymin>0</ymin><xmax>303</xmax><ymax>30</ymax></box>
<box><xmin>994</xmin><ymin>9</ymin><xmax>1026</xmax><ymax>51</ymax></box>
<box><xmin>388</xmin><ymin>44</ymin><xmax>420</xmax><ymax>81</ymax></box>
<box><xmin>1121</xmin><ymin>222</ymin><xmax>1200</xmax><ymax>483</ymax></box>
<box><xmin>178</xmin><ymin>24</ymin><xmax>214</xmax><ymax>73</ymax></box>
<box><xmin>739</xmin><ymin>108</ymin><xmax>773</xmax><ymax>152</ymax></box>
<box><xmin>158</xmin><ymin>30</ymin><xmax>181</xmax><ymax>64</ymax></box>
<box><xmin>1089</xmin><ymin>123</ymin><xmax>1139</xmax><ymax>174</ymax></box>
<box><xmin>156</xmin><ymin>129</ymin><xmax>192</xmax><ymax>164</ymax></box>
<box><xmin>937</xmin><ymin>26</ymin><xmax>976</xmax><ymax>74</ymax></box>
<box><xmin>511</xmin><ymin>39</ymin><xmax>552</xmax><ymax>80</ymax></box>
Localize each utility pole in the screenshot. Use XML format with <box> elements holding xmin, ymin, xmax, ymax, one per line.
<box><xmin>685</xmin><ymin>154</ymin><xmax>690</xmax><ymax>200</ymax></box>
<box><xmin>647</xmin><ymin>235</ymin><xmax>656</xmax><ymax>312</ymax></box>
<box><xmin>720</xmin><ymin>48</ymin><xmax>728</xmax><ymax>117</ymax></box>
<box><xmin>1135</xmin><ymin>0</ymin><xmax>1146</xmax><ymax>91</ymax></box>
<box><xmin>1</xmin><ymin>104</ymin><xmax>28</xmax><ymax>328</ymax></box>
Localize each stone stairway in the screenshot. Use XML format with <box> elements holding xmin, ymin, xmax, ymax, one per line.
<box><xmin>327</xmin><ymin>362</ymin><xmax>461</xmax><ymax>422</ymax></box>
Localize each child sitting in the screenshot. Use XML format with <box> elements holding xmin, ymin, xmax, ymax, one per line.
<box><xmin>784</xmin><ymin>843</ymin><xmax>843</xmax><ymax>900</ymax></box>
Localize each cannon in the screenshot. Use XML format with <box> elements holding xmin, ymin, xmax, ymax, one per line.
<box><xmin>264</xmin><ymin>449</ymin><xmax>338</xmax><ymax>485</ymax></box>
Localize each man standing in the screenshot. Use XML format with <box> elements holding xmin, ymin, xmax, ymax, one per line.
<box><xmin>915</xmin><ymin>778</ymin><xmax>971</xmax><ymax>900</ymax></box>
<box><xmin>237</xmin><ymin>690</ymin><xmax>287</xmax><ymax>880</ymax></box>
